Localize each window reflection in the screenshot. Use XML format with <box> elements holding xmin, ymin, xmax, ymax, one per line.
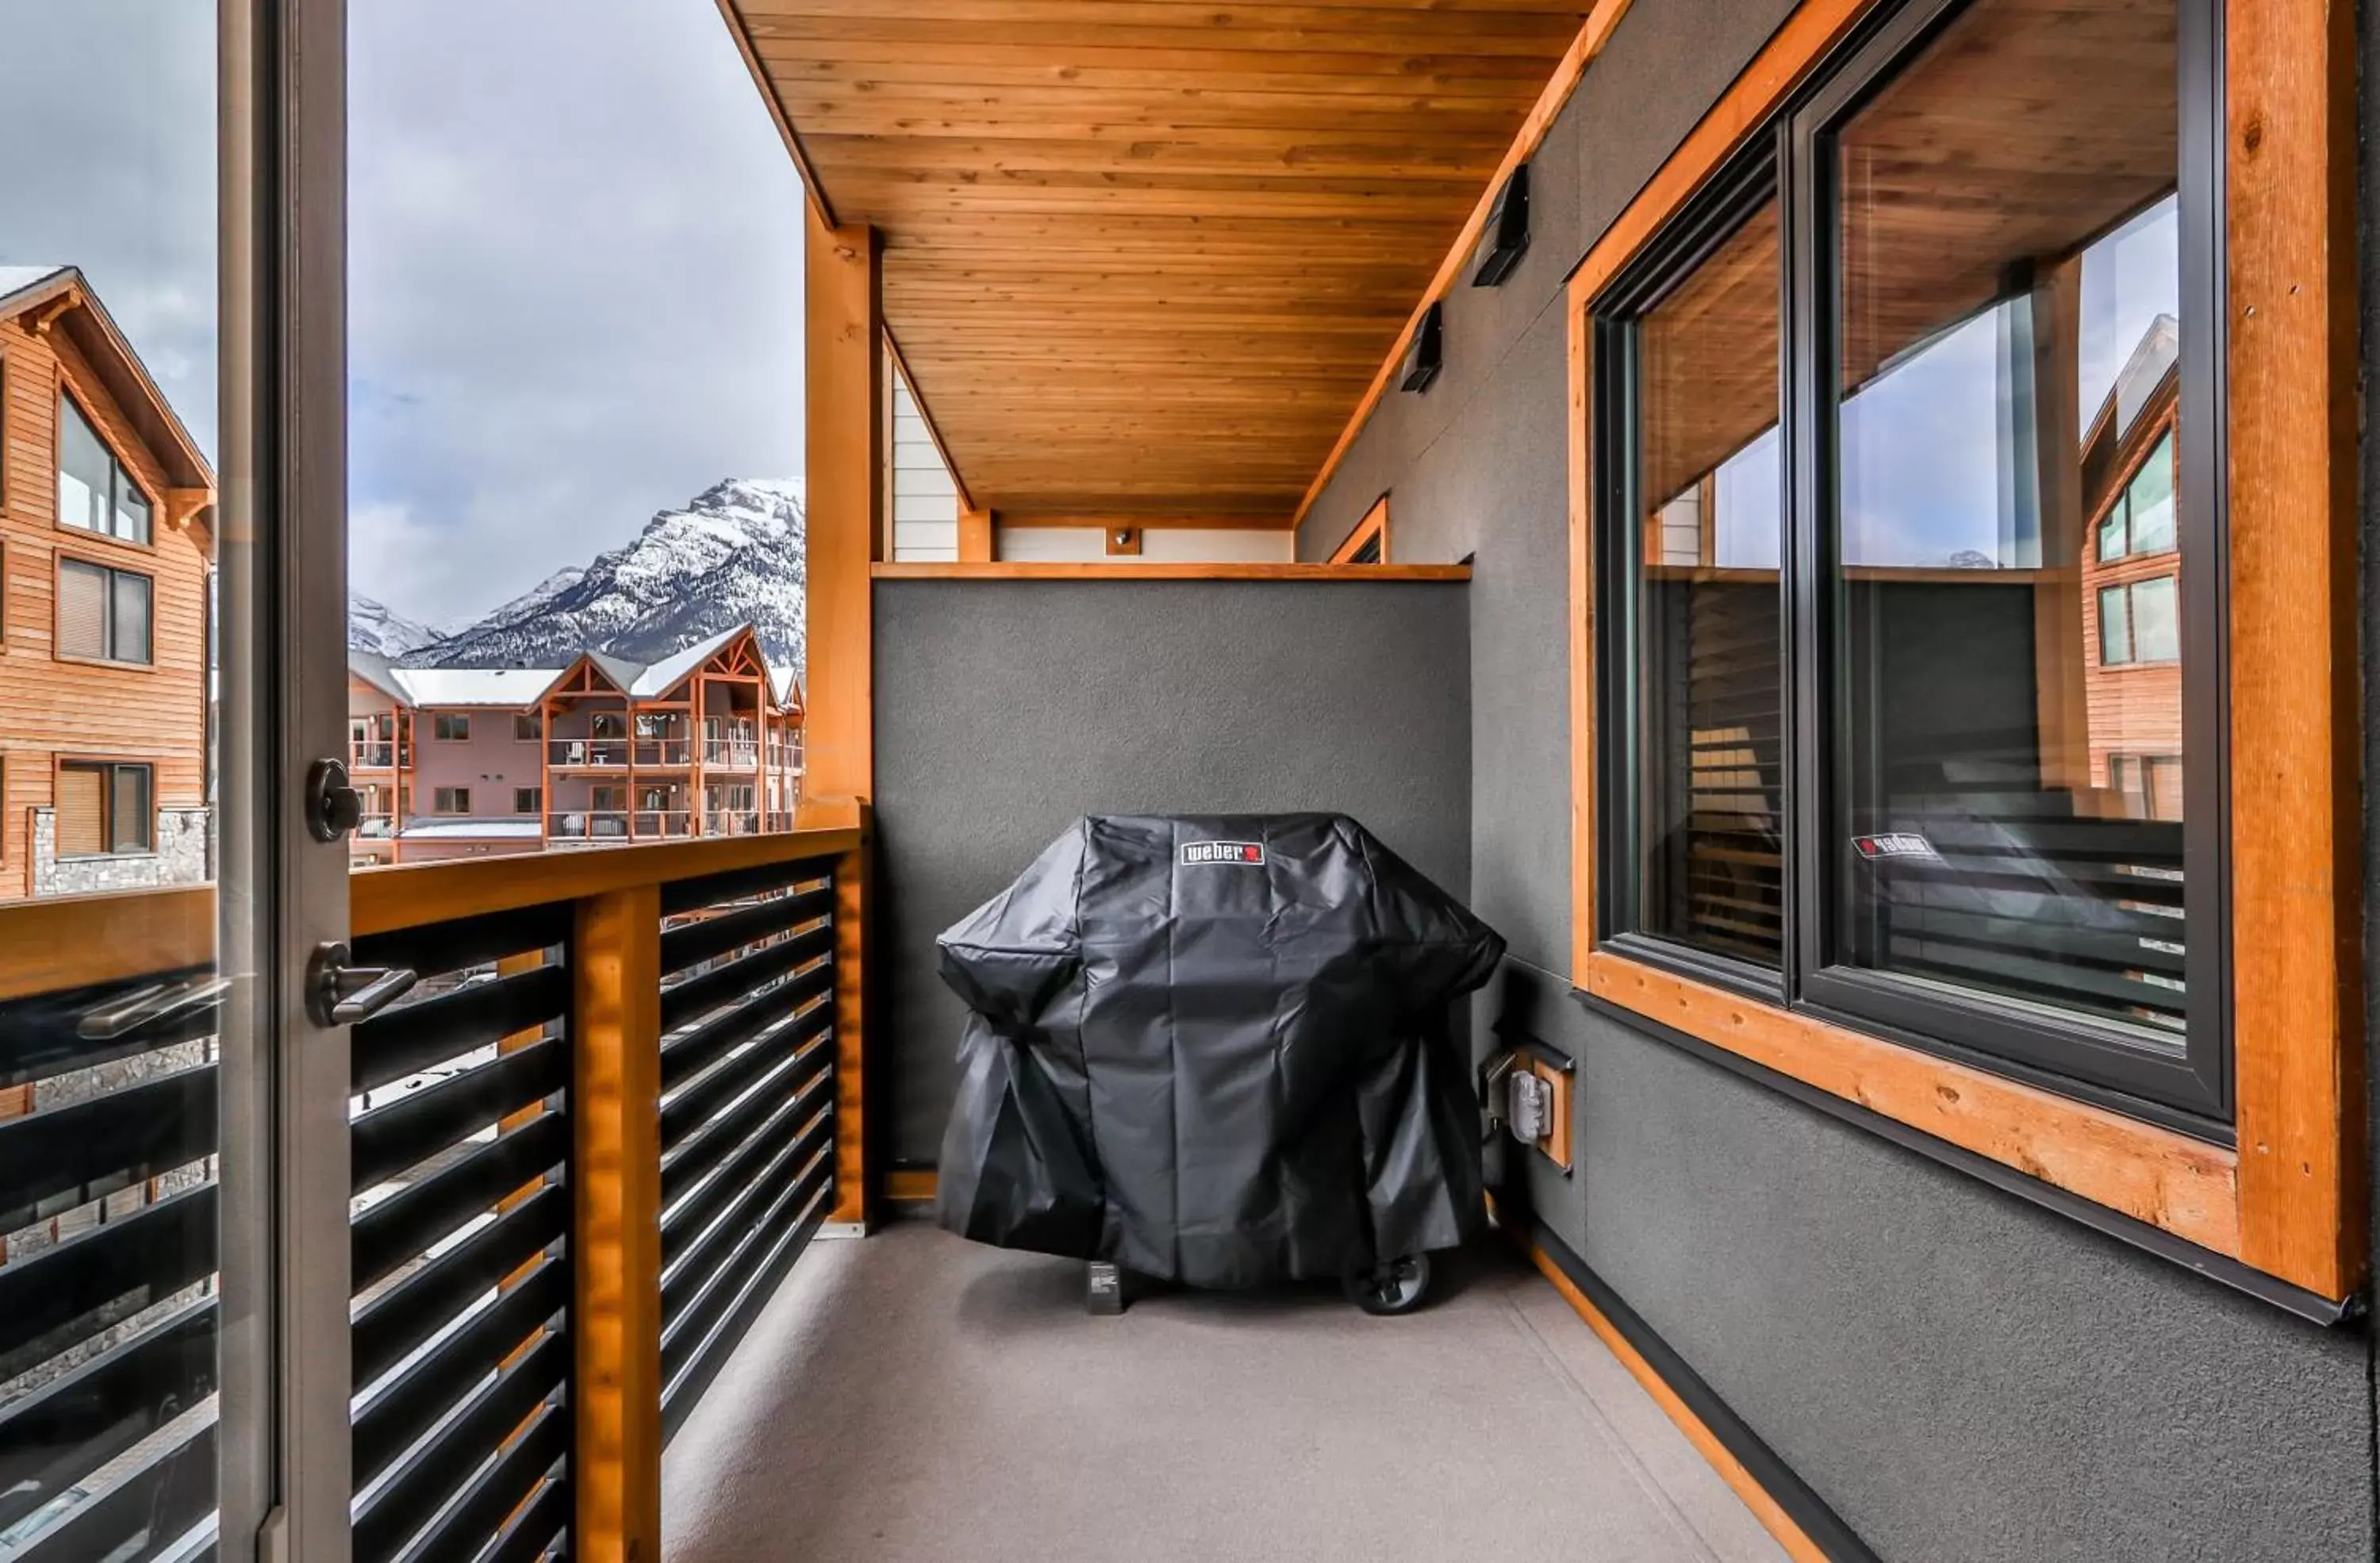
<box><xmin>1829</xmin><ymin>0</ymin><xmax>2187</xmax><ymax>1037</ymax></box>
<box><xmin>1633</xmin><ymin>199</ymin><xmax>1784</xmax><ymax>967</ymax></box>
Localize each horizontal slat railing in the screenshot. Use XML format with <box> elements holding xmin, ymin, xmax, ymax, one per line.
<box><xmin>0</xmin><ymin>816</ymin><xmax>869</xmax><ymax>1562</ymax></box>
<box><xmin>347</xmin><ymin>896</ymin><xmax>575</xmax><ymax>1563</ymax></box>
<box><xmin>351</xmin><ymin>812</ymin><xmax>869</xmax><ymax>1563</ymax></box>
<box><xmin>656</xmin><ymin>853</ymin><xmax>842</xmax><ymax>1432</ymax></box>
<box><xmin>0</xmin><ymin>893</ymin><xmax>223</xmax><ymax>1562</ymax></box>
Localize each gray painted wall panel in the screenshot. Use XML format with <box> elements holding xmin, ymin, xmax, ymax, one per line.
<box><xmin>1288</xmin><ymin>0</ymin><xmax>2380</xmax><ymax>1556</ymax></box>
<box><xmin>873</xmin><ymin>578</ymin><xmax>1471</xmax><ymax>1166</ymax></box>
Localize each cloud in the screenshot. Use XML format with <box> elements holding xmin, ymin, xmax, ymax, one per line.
<box><xmin>2</xmin><ymin>0</ymin><xmax>804</xmax><ymax>630</ymax></box>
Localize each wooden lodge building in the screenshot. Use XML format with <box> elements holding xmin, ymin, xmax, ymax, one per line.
<box><xmin>0</xmin><ymin>267</ymin><xmax>213</xmax><ymax>903</ymax></box>
<box><xmin>345</xmin><ymin>623</ymin><xmax>803</xmax><ymax>865</ymax></box>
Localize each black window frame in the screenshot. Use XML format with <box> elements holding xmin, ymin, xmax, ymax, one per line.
<box><xmin>432</xmin><ymin>712</ymin><xmax>470</xmax><ymax>742</ymax></box>
<box><xmin>1591</xmin><ymin>0</ymin><xmax>2231</xmax><ymax>1130</ymax></box>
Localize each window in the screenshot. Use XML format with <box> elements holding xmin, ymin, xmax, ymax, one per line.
<box><xmin>56</xmin><ymin>762</ymin><xmax>152</xmax><ymax>856</ymax></box>
<box><xmin>1596</xmin><ymin>164</ymin><xmax>1783</xmax><ymax>974</ymax></box>
<box><xmin>2097</xmin><ymin>433</ymin><xmax>2178</xmax><ymax>562</ymax></box>
<box><xmin>432</xmin><ymin>786</ymin><xmax>471</xmax><ymax>814</ymax></box>
<box><xmin>433</xmin><ymin>713</ymin><xmax>470</xmax><ymax>741</ymax></box>
<box><xmin>1592</xmin><ymin>0</ymin><xmax>2220</xmax><ymax>1118</ymax></box>
<box><xmin>591</xmin><ymin>712</ymin><xmax>626</xmax><ymax>739</ymax></box>
<box><xmin>514</xmin><ymin>711</ymin><xmax>543</xmax><ymax>741</ymax></box>
<box><xmin>56</xmin><ymin>558</ymin><xmax>153</xmax><ymax>664</ymax></box>
<box><xmin>2098</xmin><ymin>577</ymin><xmax>2179</xmax><ymax>666</ymax></box>
<box><xmin>514</xmin><ymin>786</ymin><xmax>541</xmax><ymax>814</ymax></box>
<box><xmin>1330</xmin><ymin>495</ymin><xmax>1391</xmax><ymax>565</ymax></box>
<box><xmin>56</xmin><ymin>394</ymin><xmax>152</xmax><ymax>545</ymax></box>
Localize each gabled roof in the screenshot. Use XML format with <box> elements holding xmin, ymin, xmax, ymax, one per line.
<box><xmin>349</xmin><ymin>623</ymin><xmax>793</xmax><ymax>712</ymax></box>
<box><xmin>627</xmin><ymin>624</ymin><xmax>746</xmax><ymax>700</ymax></box>
<box><xmin>1</xmin><ymin>266</ymin><xmax>215</xmax><ymax>510</ymax></box>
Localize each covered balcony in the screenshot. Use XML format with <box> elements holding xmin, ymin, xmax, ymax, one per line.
<box><xmin>0</xmin><ymin>2</ymin><xmax>2370</xmax><ymax>1561</ymax></box>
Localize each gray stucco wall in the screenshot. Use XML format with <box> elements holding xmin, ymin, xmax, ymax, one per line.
<box><xmin>873</xmin><ymin>578</ymin><xmax>1471</xmax><ymax>1167</ymax></box>
<box><xmin>1295</xmin><ymin>0</ymin><xmax>2380</xmax><ymax>1558</ymax></box>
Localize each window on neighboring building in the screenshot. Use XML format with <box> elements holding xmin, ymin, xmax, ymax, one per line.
<box><xmin>2097</xmin><ymin>432</ymin><xmax>2178</xmax><ymax>562</ymax></box>
<box><xmin>56</xmin><ymin>761</ymin><xmax>152</xmax><ymax>856</ymax></box>
<box><xmin>56</xmin><ymin>393</ymin><xmax>152</xmax><ymax>545</ymax></box>
<box><xmin>514</xmin><ymin>711</ymin><xmax>543</xmax><ymax>741</ymax></box>
<box><xmin>56</xmin><ymin>558</ymin><xmax>153</xmax><ymax>664</ymax></box>
<box><xmin>2098</xmin><ymin>576</ymin><xmax>2180</xmax><ymax>666</ymax></box>
<box><xmin>514</xmin><ymin>786</ymin><xmax>541</xmax><ymax>814</ymax></box>
<box><xmin>433</xmin><ymin>786</ymin><xmax>470</xmax><ymax>814</ymax></box>
<box><xmin>433</xmin><ymin>713</ymin><xmax>470</xmax><ymax>741</ymax></box>
<box><xmin>1592</xmin><ymin>0</ymin><xmax>2217</xmax><ymax>1116</ymax></box>
<box><xmin>591</xmin><ymin>712</ymin><xmax>626</xmax><ymax>739</ymax></box>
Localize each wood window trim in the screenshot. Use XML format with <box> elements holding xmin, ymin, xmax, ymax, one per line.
<box><xmin>52</xmin><ymin>378</ymin><xmax>160</xmax><ymax>557</ymax></box>
<box><xmin>1329</xmin><ymin>495</ymin><xmax>1392</xmax><ymax>566</ymax></box>
<box><xmin>52</xmin><ymin>756</ymin><xmax>155</xmax><ymax>860</ymax></box>
<box><xmin>52</xmin><ymin>550</ymin><xmax>157</xmax><ymax>672</ymax></box>
<box><xmin>1564</xmin><ymin>0</ymin><xmax>2363</xmax><ymax>1300</ymax></box>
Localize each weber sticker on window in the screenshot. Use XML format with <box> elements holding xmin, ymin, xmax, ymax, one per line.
<box><xmin>1180</xmin><ymin>840</ymin><xmax>1265</xmax><ymax>867</ymax></box>
<box><xmin>1851</xmin><ymin>832</ymin><xmax>1940</xmax><ymax>863</ymax></box>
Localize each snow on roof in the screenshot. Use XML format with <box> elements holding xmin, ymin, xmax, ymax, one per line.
<box><xmin>586</xmin><ymin>651</ymin><xmax>643</xmax><ymax>693</ymax></box>
<box><xmin>628</xmin><ymin>624</ymin><xmax>745</xmax><ymax>698</ymax></box>
<box><xmin>397</xmin><ymin>818</ymin><xmax>546</xmax><ymax>840</ymax></box>
<box><xmin>348</xmin><ymin>647</ymin><xmax>409</xmax><ymax>705</ymax></box>
<box><xmin>390</xmin><ymin>666</ymin><xmax>566</xmax><ymax>708</ymax></box>
<box><xmin>769</xmin><ymin>663</ymin><xmax>802</xmax><ymax>709</ymax></box>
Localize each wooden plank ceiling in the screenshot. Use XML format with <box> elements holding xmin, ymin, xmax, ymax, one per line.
<box><xmin>720</xmin><ymin>0</ymin><xmax>1595</xmax><ymax>525</ymax></box>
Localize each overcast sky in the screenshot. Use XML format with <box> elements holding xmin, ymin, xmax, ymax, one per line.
<box><xmin>1</xmin><ymin>0</ymin><xmax>804</xmax><ymax>631</ymax></box>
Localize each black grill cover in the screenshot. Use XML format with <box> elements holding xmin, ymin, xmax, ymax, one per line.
<box><xmin>935</xmin><ymin>813</ymin><xmax>1505</xmax><ymax>1288</ymax></box>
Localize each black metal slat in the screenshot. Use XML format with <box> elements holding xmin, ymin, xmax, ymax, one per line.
<box><xmin>659</xmin><ymin>920</ymin><xmax>835</xmax><ymax>1034</ymax></box>
<box><xmin>352</xmin><ymin>1331</ymin><xmax>566</xmax><ymax>1563</ymax></box>
<box><xmin>662</xmin><ymin>1011</ymin><xmax>831</xmax><ymax>1154</ymax></box>
<box><xmin>351</xmin><ymin>1039</ymin><xmax>568</xmax><ymax>1194</ymax></box>
<box><xmin>664</xmin><ymin>1129</ymin><xmax>831</xmax><ymax>1334</ymax></box>
<box><xmin>0</xmin><ymin>1298</ymin><xmax>215</xmax><ymax>1532</ymax></box>
<box><xmin>0</xmin><ymin>1062</ymin><xmax>215</xmax><ymax>1224</ymax></box>
<box><xmin>482</xmin><ymin>1468</ymin><xmax>569</xmax><ymax>1563</ymax></box>
<box><xmin>17</xmin><ymin>1417</ymin><xmax>216</xmax><ymax>1563</ymax></box>
<box><xmin>661</xmin><ymin>1042</ymin><xmax>831</xmax><ymax>1207</ymax></box>
<box><xmin>353</xmin><ymin>903</ymin><xmax>572</xmax><ymax>985</ymax></box>
<box><xmin>665</xmin><ymin>1104</ymin><xmax>833</xmax><ymax>1288</ymax></box>
<box><xmin>659</xmin><ymin>883</ymin><xmax>835</xmax><ymax>976</ymax></box>
<box><xmin>0</xmin><ymin>1182</ymin><xmax>216</xmax><ymax>1365</ymax></box>
<box><xmin>393</xmin><ymin>1401</ymin><xmax>569</xmax><ymax>1563</ymax></box>
<box><xmin>659</xmin><ymin>854</ymin><xmax>838</xmax><ymax>917</ymax></box>
<box><xmin>0</xmin><ymin>966</ymin><xmax>217</xmax><ymax>1092</ymax></box>
<box><xmin>660</xmin><ymin>958</ymin><xmax>832</xmax><ymax>1096</ymax></box>
<box><xmin>352</xmin><ymin>1257</ymin><xmax>567</xmax><ymax>1489</ymax></box>
<box><xmin>351</xmin><ymin>1112</ymin><xmax>567</xmax><ymax>1294</ymax></box>
<box><xmin>663</xmin><ymin>1159</ymin><xmax>832</xmax><ymax>1384</ymax></box>
<box><xmin>352</xmin><ymin>964</ymin><xmax>570</xmax><ymax>1096</ymax></box>
<box><xmin>352</xmin><ymin>1181</ymin><xmax>566</xmax><ymax>1391</ymax></box>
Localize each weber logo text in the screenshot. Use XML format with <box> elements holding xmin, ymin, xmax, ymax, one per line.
<box><xmin>1181</xmin><ymin>840</ymin><xmax>1265</xmax><ymax>866</ymax></box>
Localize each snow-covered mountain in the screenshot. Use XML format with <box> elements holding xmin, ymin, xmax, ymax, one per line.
<box><xmin>420</xmin><ymin>478</ymin><xmax>806</xmax><ymax>674</ymax></box>
<box><xmin>347</xmin><ymin>593</ymin><xmax>445</xmax><ymax>659</ymax></box>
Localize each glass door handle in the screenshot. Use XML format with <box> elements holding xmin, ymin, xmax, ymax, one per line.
<box><xmin>305</xmin><ymin>941</ymin><xmax>418</xmax><ymax>1027</ymax></box>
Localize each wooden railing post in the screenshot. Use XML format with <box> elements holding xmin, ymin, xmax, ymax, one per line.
<box><xmin>574</xmin><ymin>885</ymin><xmax>663</xmax><ymax>1563</ymax></box>
<box><xmin>830</xmin><ymin>805</ymin><xmax>871</xmax><ymax>1227</ymax></box>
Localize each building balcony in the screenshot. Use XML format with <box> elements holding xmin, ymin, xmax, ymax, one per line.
<box><xmin>549</xmin><ymin>738</ymin><xmax>630</xmax><ymax>770</ymax></box>
<box><xmin>351</xmin><ymin>742</ymin><xmax>409</xmax><ymax>770</ymax></box>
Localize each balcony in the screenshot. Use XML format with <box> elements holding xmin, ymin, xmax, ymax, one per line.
<box><xmin>0</xmin><ymin>820</ymin><xmax>1795</xmax><ymax>1563</ymax></box>
<box><xmin>549</xmin><ymin>739</ymin><xmax>630</xmax><ymax>770</ymax></box>
<box><xmin>351</xmin><ymin>743</ymin><xmax>409</xmax><ymax>770</ymax></box>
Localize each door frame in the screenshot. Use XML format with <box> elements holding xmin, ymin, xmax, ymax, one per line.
<box><xmin>216</xmin><ymin>0</ymin><xmax>354</xmax><ymax>1557</ymax></box>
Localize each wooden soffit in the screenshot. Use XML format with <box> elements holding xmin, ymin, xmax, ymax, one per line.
<box><xmin>718</xmin><ymin>0</ymin><xmax>1601</xmax><ymax>525</ymax></box>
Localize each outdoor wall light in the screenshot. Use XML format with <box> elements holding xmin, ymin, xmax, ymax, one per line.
<box><xmin>1399</xmin><ymin>301</ymin><xmax>1444</xmax><ymax>394</ymax></box>
<box><xmin>1472</xmin><ymin>163</ymin><xmax>1531</xmax><ymax>286</ymax></box>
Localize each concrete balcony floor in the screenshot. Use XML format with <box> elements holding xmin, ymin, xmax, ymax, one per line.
<box><xmin>663</xmin><ymin>1221</ymin><xmax>1787</xmax><ymax>1562</ymax></box>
